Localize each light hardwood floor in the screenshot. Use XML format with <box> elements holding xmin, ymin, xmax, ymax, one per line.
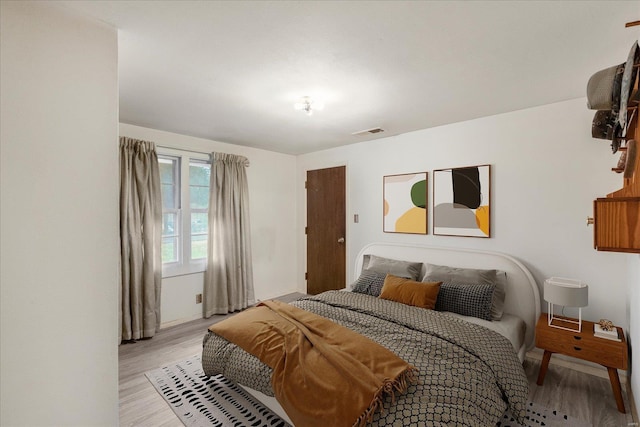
<box><xmin>119</xmin><ymin>293</ymin><xmax>305</xmax><ymax>427</ymax></box>
<box><xmin>120</xmin><ymin>294</ymin><xmax>636</xmax><ymax>426</ymax></box>
<box><xmin>524</xmin><ymin>359</ymin><xmax>635</xmax><ymax>426</ymax></box>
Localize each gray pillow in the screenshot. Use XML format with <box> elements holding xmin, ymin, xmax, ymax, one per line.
<box><xmin>422</xmin><ymin>263</ymin><xmax>505</xmax><ymax>320</ymax></box>
<box><xmin>363</xmin><ymin>254</ymin><xmax>422</xmax><ymax>281</ymax></box>
<box><xmin>351</xmin><ymin>269</ymin><xmax>387</xmax><ymax>297</ymax></box>
<box><xmin>493</xmin><ymin>271</ymin><xmax>507</xmax><ymax>320</ymax></box>
<box><xmin>435</xmin><ymin>282</ymin><xmax>495</xmax><ymax>321</ymax></box>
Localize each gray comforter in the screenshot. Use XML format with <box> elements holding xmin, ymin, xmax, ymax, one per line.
<box><xmin>202</xmin><ymin>291</ymin><xmax>528</xmax><ymax>426</ymax></box>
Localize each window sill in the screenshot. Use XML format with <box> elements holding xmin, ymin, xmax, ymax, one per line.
<box><xmin>162</xmin><ymin>261</ymin><xmax>206</xmax><ymax>278</ymax></box>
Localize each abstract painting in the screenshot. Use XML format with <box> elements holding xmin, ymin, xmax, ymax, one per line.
<box><xmin>433</xmin><ymin>165</ymin><xmax>491</xmax><ymax>237</ymax></box>
<box><xmin>383</xmin><ymin>172</ymin><xmax>427</xmax><ymax>234</ymax></box>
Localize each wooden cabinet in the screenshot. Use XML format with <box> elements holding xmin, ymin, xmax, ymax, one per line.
<box><xmin>591</xmin><ymin>93</ymin><xmax>640</xmax><ymax>253</ymax></box>
<box><xmin>535</xmin><ymin>314</ymin><xmax>628</xmax><ymax>413</ymax></box>
<box><xmin>593</xmin><ymin>197</ymin><xmax>640</xmax><ymax>252</ymax></box>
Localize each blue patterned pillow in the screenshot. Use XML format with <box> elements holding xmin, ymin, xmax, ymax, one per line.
<box><xmin>435</xmin><ymin>283</ymin><xmax>495</xmax><ymax>321</ymax></box>
<box><xmin>351</xmin><ymin>269</ymin><xmax>387</xmax><ymax>297</ymax></box>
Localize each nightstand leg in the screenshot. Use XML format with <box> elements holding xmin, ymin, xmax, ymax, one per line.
<box><xmin>607</xmin><ymin>367</ymin><xmax>626</xmax><ymax>413</ymax></box>
<box><xmin>536</xmin><ymin>350</ymin><xmax>552</xmax><ymax>386</ymax></box>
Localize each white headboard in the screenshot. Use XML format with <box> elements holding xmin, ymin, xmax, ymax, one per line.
<box><xmin>354</xmin><ymin>242</ymin><xmax>541</xmax><ymax>353</ymax></box>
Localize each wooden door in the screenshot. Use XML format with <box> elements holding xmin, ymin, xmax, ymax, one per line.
<box><xmin>306</xmin><ymin>166</ymin><xmax>346</xmax><ymax>294</ymax></box>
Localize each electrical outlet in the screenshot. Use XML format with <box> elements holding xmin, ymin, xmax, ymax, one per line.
<box><xmin>196</xmin><ymin>293</ymin><xmax>202</xmax><ymax>304</ymax></box>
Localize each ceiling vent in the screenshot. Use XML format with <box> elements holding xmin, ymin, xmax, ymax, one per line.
<box><xmin>351</xmin><ymin>127</ymin><xmax>385</xmax><ymax>136</ymax></box>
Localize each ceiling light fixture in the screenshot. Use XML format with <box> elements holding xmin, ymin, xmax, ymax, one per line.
<box><xmin>294</xmin><ymin>96</ymin><xmax>323</xmax><ymax>116</ymax></box>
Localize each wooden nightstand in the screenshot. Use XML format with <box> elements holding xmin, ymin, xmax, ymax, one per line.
<box><xmin>535</xmin><ymin>314</ymin><xmax>628</xmax><ymax>413</ymax></box>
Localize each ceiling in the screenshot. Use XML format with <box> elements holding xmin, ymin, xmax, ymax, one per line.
<box><xmin>59</xmin><ymin>1</ymin><xmax>639</xmax><ymax>155</ymax></box>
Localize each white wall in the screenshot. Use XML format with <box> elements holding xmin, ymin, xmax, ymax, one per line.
<box><xmin>297</xmin><ymin>98</ymin><xmax>631</xmax><ymax>330</ymax></box>
<box><xmin>119</xmin><ymin>124</ymin><xmax>298</xmax><ymax>326</ymax></box>
<box><xmin>629</xmin><ymin>255</ymin><xmax>640</xmax><ymax>414</ymax></box>
<box><xmin>1</xmin><ymin>2</ymin><xmax>119</xmax><ymax>426</ymax></box>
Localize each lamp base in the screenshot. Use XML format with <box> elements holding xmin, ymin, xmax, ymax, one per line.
<box><xmin>547</xmin><ymin>303</ymin><xmax>583</xmax><ymax>333</ymax></box>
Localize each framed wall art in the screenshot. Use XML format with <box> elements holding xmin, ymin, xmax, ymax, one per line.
<box><xmin>433</xmin><ymin>165</ymin><xmax>491</xmax><ymax>237</ymax></box>
<box><xmin>383</xmin><ymin>172</ymin><xmax>427</xmax><ymax>234</ymax></box>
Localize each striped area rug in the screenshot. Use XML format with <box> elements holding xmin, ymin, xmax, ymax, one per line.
<box><xmin>145</xmin><ymin>354</ymin><xmax>290</xmax><ymax>427</ymax></box>
<box><xmin>500</xmin><ymin>401</ymin><xmax>590</xmax><ymax>427</ymax></box>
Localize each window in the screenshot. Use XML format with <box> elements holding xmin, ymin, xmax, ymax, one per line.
<box><xmin>159</xmin><ymin>156</ymin><xmax>180</xmax><ymax>264</ymax></box>
<box><xmin>158</xmin><ymin>149</ymin><xmax>210</xmax><ymax>277</ymax></box>
<box><xmin>189</xmin><ymin>160</ymin><xmax>210</xmax><ymax>261</ymax></box>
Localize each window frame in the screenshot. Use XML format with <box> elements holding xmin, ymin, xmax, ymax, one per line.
<box><xmin>188</xmin><ymin>158</ymin><xmax>210</xmax><ymax>263</ymax></box>
<box><xmin>158</xmin><ymin>148</ymin><xmax>210</xmax><ymax>278</ymax></box>
<box><xmin>158</xmin><ymin>155</ymin><xmax>181</xmax><ymax>266</ymax></box>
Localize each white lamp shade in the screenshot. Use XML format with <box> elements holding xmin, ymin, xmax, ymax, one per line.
<box><xmin>544</xmin><ymin>277</ymin><xmax>588</xmax><ymax>307</ymax></box>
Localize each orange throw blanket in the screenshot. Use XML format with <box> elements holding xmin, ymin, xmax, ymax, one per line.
<box><xmin>209</xmin><ymin>300</ymin><xmax>417</xmax><ymax>427</ymax></box>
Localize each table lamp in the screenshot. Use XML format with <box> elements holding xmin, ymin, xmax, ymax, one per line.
<box><xmin>544</xmin><ymin>277</ymin><xmax>588</xmax><ymax>332</ymax></box>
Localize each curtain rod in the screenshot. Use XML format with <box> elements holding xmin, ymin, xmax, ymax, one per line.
<box><xmin>156</xmin><ymin>145</ymin><xmax>251</xmax><ymax>166</ymax></box>
<box><xmin>156</xmin><ymin>145</ymin><xmax>212</xmax><ymax>156</ymax></box>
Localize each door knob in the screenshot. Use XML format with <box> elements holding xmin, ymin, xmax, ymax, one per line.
<box><xmin>337</xmin><ymin>237</ymin><xmax>345</xmax><ymax>244</ymax></box>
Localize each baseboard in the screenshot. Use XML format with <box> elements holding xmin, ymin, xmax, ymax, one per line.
<box><xmin>628</xmin><ymin>380</ymin><xmax>639</xmax><ymax>424</ymax></box>
<box><xmin>526</xmin><ymin>348</ymin><xmax>627</xmax><ymax>384</ymax></box>
<box><xmin>160</xmin><ymin>312</ymin><xmax>203</xmax><ymax>329</ymax></box>
<box><xmin>256</xmin><ymin>288</ymin><xmax>300</xmax><ymax>302</ymax></box>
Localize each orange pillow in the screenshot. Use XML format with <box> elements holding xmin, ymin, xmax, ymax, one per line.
<box><xmin>379</xmin><ymin>274</ymin><xmax>442</xmax><ymax>309</ymax></box>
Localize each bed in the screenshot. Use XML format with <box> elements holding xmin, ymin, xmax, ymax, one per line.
<box><xmin>202</xmin><ymin>243</ymin><xmax>541</xmax><ymax>426</ymax></box>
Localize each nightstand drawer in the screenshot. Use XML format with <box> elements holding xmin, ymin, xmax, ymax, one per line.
<box><xmin>536</xmin><ymin>327</ymin><xmax>626</xmax><ymax>369</ymax></box>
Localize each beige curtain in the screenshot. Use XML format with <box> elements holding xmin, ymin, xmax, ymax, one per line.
<box><xmin>203</xmin><ymin>153</ymin><xmax>255</xmax><ymax>316</ymax></box>
<box><xmin>119</xmin><ymin>137</ymin><xmax>162</xmax><ymax>342</ymax></box>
